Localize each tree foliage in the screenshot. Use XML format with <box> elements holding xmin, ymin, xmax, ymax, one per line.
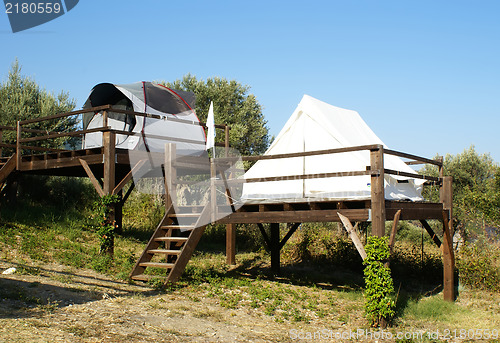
<box><xmin>161</xmin><ymin>74</ymin><xmax>270</xmax><ymax>156</ymax></box>
<box><xmin>421</xmin><ymin>146</ymin><xmax>500</xmax><ymax>236</ymax></box>
<box><xmin>0</xmin><ymin>60</ymin><xmax>77</xmax><ymax>150</ymax></box>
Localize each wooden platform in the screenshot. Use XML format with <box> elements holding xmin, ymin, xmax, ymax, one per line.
<box><xmin>0</xmin><ymin>105</ymin><xmax>456</xmax><ymax>301</ymax></box>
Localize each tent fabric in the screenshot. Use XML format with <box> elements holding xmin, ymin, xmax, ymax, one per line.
<box><xmin>242</xmin><ymin>95</ymin><xmax>424</xmax><ymax>203</ymax></box>
<box><xmin>82</xmin><ymin>82</ymin><xmax>205</xmax><ymax>155</ymax></box>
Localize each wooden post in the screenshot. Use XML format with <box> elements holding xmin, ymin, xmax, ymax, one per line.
<box><xmin>224</xmin><ymin>125</ymin><xmax>230</xmax><ymax>156</ymax></box>
<box><xmin>115</xmin><ymin>189</ymin><xmax>123</xmax><ymax>234</ymax></box>
<box><xmin>210</xmin><ymin>157</ymin><xmax>217</xmax><ymax>223</ymax></box>
<box><xmin>226</xmin><ymin>224</ymin><xmax>236</xmax><ymax>265</ymax></box>
<box><xmin>103</xmin><ymin>131</ymin><xmax>116</xmax><ymax>195</ymax></box>
<box><xmin>224</xmin><ymin>125</ymin><xmax>237</xmax><ymax>265</ymax></box>
<box><xmin>164</xmin><ymin>143</ymin><xmax>177</xmax><ymax>210</ymax></box>
<box><xmin>0</xmin><ymin>128</ymin><xmax>3</xmax><ymax>157</ymax></box>
<box><xmin>370</xmin><ymin>145</ymin><xmax>386</xmax><ymax>237</ymax></box>
<box><xmin>102</xmin><ymin>110</ymin><xmax>108</xmax><ymax>128</ymax></box>
<box><xmin>16</xmin><ymin>121</ymin><xmax>21</xmax><ymax>170</ymax></box>
<box><xmin>270</xmin><ymin>223</ymin><xmax>280</xmax><ymax>274</ymax></box>
<box><xmin>102</xmin><ymin>130</ymin><xmax>116</xmax><ymax>255</ymax></box>
<box><xmin>441</xmin><ymin>176</ymin><xmax>455</xmax><ymax>301</ymax></box>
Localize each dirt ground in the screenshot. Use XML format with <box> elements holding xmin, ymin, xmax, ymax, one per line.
<box><xmin>0</xmin><ymin>260</ymin><xmax>352</xmax><ymax>343</ymax></box>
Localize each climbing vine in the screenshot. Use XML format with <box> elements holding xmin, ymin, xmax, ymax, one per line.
<box><xmin>88</xmin><ymin>194</ymin><xmax>121</xmax><ymax>255</ymax></box>
<box><xmin>363</xmin><ymin>236</ymin><xmax>396</xmax><ymax>327</ymax></box>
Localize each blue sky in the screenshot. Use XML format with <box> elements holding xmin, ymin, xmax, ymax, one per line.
<box><xmin>1</xmin><ymin>1</ymin><xmax>499</xmax><ymax>162</ymax></box>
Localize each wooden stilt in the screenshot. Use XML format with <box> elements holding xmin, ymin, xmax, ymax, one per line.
<box><xmin>101</xmin><ymin>131</ymin><xmax>116</xmax><ymax>255</ymax></box>
<box><xmin>103</xmin><ymin>131</ymin><xmax>115</xmax><ymax>195</ymax></box>
<box><xmin>270</xmin><ymin>223</ymin><xmax>280</xmax><ymax>274</ymax></box>
<box><xmin>440</xmin><ymin>176</ymin><xmax>455</xmax><ymax>301</ymax></box>
<box><xmin>226</xmin><ymin>224</ymin><xmax>236</xmax><ymax>265</ymax></box>
<box><xmin>370</xmin><ymin>145</ymin><xmax>386</xmax><ymax>237</ymax></box>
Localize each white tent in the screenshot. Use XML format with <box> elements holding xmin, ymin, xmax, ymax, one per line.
<box><xmin>242</xmin><ymin>95</ymin><xmax>424</xmax><ymax>203</ymax></box>
<box><xmin>82</xmin><ymin>82</ymin><xmax>206</xmax><ymax>155</ymax></box>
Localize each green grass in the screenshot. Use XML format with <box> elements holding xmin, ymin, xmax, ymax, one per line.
<box><xmin>1</xmin><ymin>179</ymin><xmax>499</xmax><ymax>332</ymax></box>
<box><xmin>403</xmin><ymin>296</ymin><xmax>462</xmax><ymax>321</ymax></box>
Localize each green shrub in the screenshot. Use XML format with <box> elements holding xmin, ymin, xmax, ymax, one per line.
<box><xmin>457</xmin><ymin>243</ymin><xmax>500</xmax><ymax>291</ymax></box>
<box><xmin>363</xmin><ymin>236</ymin><xmax>396</xmax><ymax>327</ymax></box>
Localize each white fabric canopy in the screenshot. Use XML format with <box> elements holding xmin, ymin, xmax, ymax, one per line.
<box><xmin>242</xmin><ymin>95</ymin><xmax>424</xmax><ymax>203</ymax></box>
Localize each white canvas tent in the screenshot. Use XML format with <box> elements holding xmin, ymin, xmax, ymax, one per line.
<box><xmin>242</xmin><ymin>95</ymin><xmax>424</xmax><ymax>203</ymax></box>
<box><xmin>82</xmin><ymin>82</ymin><xmax>206</xmax><ymax>155</ymax></box>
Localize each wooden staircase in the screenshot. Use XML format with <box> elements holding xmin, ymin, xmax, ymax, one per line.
<box><xmin>130</xmin><ymin>203</ymin><xmax>212</xmax><ymax>284</ymax></box>
<box><xmin>0</xmin><ymin>154</ymin><xmax>17</xmax><ymax>193</ymax></box>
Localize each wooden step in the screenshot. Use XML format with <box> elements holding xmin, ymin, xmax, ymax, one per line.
<box><xmin>168</xmin><ymin>213</ymin><xmax>200</xmax><ymax>218</ymax></box>
<box><xmin>131</xmin><ymin>274</ymin><xmax>167</xmax><ymax>281</ymax></box>
<box><xmin>154</xmin><ymin>237</ymin><xmax>189</xmax><ymax>243</ymax></box>
<box><xmin>161</xmin><ymin>225</ymin><xmax>194</xmax><ymax>230</ymax></box>
<box><xmin>147</xmin><ymin>249</ymin><xmax>182</xmax><ymax>255</ymax></box>
<box><xmin>139</xmin><ymin>262</ymin><xmax>175</xmax><ymax>269</ymax></box>
<box><xmin>176</xmin><ymin>205</ymin><xmax>204</xmax><ymax>213</ymax></box>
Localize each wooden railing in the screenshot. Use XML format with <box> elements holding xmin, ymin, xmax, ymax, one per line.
<box><xmin>165</xmin><ymin>142</ymin><xmax>444</xmax><ymax>235</ymax></box>
<box><xmin>1</xmin><ymin>105</ymin><xmax>230</xmax><ymax>168</ymax></box>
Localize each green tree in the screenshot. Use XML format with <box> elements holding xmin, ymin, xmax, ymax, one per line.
<box><xmin>0</xmin><ymin>59</ymin><xmax>77</xmax><ymax>151</ymax></box>
<box><xmin>421</xmin><ymin>146</ymin><xmax>500</xmax><ymax>236</ymax></box>
<box><xmin>161</xmin><ymin>74</ymin><xmax>270</xmax><ymax>156</ymax></box>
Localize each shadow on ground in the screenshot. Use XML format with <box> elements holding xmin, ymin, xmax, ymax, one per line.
<box><xmin>0</xmin><ymin>260</ymin><xmax>156</xmax><ymax>320</ymax></box>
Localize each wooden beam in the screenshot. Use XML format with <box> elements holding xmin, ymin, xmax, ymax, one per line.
<box><xmin>338</xmin><ymin>213</ymin><xmax>367</xmax><ymax>260</ymax></box>
<box><xmin>385</xmin><ymin>210</ymin><xmax>402</xmax><ymax>267</ymax></box>
<box><xmin>420</xmin><ymin>220</ymin><xmax>442</xmax><ymax>248</ymax></box>
<box><xmin>217</xmin><ymin>208</ymin><xmax>370</xmax><ymax>224</ymax></box>
<box><xmin>112</xmin><ymin>159</ymin><xmax>146</xmax><ymax>195</ymax></box>
<box><xmin>236</xmin><ymin>144</ymin><xmax>381</xmax><ymax>162</ymax></box>
<box><xmin>79</xmin><ymin>158</ymin><xmax>105</xmax><ymax>197</ymax></box>
<box><xmin>370</xmin><ymin>146</ymin><xmax>386</xmax><ymax>237</ymax></box>
<box><xmin>388</xmin><ymin>210</ymin><xmax>402</xmax><ymax>254</ymax></box>
<box><xmin>19</xmin><ymin>126</ymin><xmax>111</xmax><ymax>144</ymax></box>
<box><xmin>245</xmin><ymin>170</ymin><xmax>376</xmax><ymax>183</ymax></box>
<box><xmin>384</xmin><ymin>148</ymin><xmax>443</xmax><ymax>167</ymax></box>
<box><xmin>384</xmin><ymin>169</ymin><xmax>440</xmax><ymax>182</ymax></box>
<box><xmin>257</xmin><ymin>223</ymin><xmax>271</xmax><ymax>249</ymax></box>
<box><xmin>19</xmin><ymin>105</ymin><xmax>111</xmax><ymax>125</ymax></box>
<box><xmin>279</xmin><ymin>223</ymin><xmax>301</xmax><ymax>249</ymax></box>
<box><xmin>121</xmin><ymin>181</ymin><xmax>135</xmax><ymax>205</ymax></box>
